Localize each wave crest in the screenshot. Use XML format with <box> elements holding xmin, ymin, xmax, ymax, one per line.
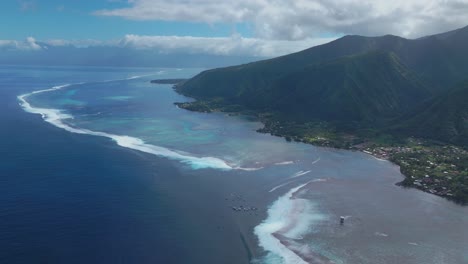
<box><xmin>255</xmin><ymin>183</ymin><xmax>333</xmax><ymax>264</ymax></box>
<box><xmin>18</xmin><ymin>81</ymin><xmax>233</xmax><ymax>170</ymax></box>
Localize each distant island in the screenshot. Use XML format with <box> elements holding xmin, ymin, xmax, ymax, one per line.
<box><xmin>173</xmin><ymin>25</ymin><xmax>468</xmax><ymax>205</ymax></box>
<box><xmin>151</xmin><ymin>79</ymin><xmax>187</xmax><ymax>84</ymax></box>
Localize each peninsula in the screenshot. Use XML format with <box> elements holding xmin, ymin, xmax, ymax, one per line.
<box><xmin>150</xmin><ymin>79</ymin><xmax>187</xmax><ymax>84</ymax></box>
<box><xmin>172</xmin><ymin>25</ymin><xmax>468</xmax><ymax>204</ymax></box>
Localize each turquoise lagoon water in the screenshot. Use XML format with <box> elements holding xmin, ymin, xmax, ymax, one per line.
<box><xmin>5</xmin><ymin>66</ymin><xmax>468</xmax><ymax>263</ymax></box>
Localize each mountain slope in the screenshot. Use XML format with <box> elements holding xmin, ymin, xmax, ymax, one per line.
<box><xmin>179</xmin><ymin>25</ymin><xmax>468</xmax><ymax>96</ymax></box>
<box><xmin>393</xmin><ymin>81</ymin><xmax>468</xmax><ymax>147</ymax></box>
<box><xmin>267</xmin><ymin>51</ymin><xmax>430</xmax><ymax>124</ymax></box>
<box><xmin>178</xmin><ymin>51</ymin><xmax>431</xmax><ymax>127</ymax></box>
<box><xmin>177</xmin><ymin>25</ymin><xmax>468</xmax><ymax>145</ymax></box>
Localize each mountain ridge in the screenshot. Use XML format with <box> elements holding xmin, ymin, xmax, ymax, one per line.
<box><xmin>392</xmin><ymin>81</ymin><xmax>468</xmax><ymax>147</ymax></box>
<box><xmin>177</xmin><ymin>25</ymin><xmax>468</xmax><ymax>146</ymax></box>
<box><xmin>172</xmin><ymin>25</ymin><xmax>468</xmax><ymax>204</ymax></box>
<box><xmin>180</xmin><ymin>25</ymin><xmax>468</xmax><ymax>96</ymax></box>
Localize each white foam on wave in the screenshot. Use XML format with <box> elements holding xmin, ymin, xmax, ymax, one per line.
<box><xmin>374</xmin><ymin>232</ymin><xmax>389</xmax><ymax>237</ymax></box>
<box><xmin>372</xmin><ymin>156</ymin><xmax>387</xmax><ymax>162</ymax></box>
<box><xmin>274</xmin><ymin>161</ymin><xmax>295</xmax><ymax>166</ymax></box>
<box><xmin>17</xmin><ymin>82</ymin><xmax>233</xmax><ymax>171</ymax></box>
<box><xmin>311</xmin><ymin>178</ymin><xmax>327</xmax><ymax>183</ymax></box>
<box><xmin>269</xmin><ymin>180</ymin><xmax>295</xmax><ymax>193</ymax></box>
<box><xmin>255</xmin><ymin>183</ymin><xmax>328</xmax><ymax>264</ymax></box>
<box><xmin>126</xmin><ymin>73</ymin><xmax>156</xmax><ymax>80</ymax></box>
<box><xmin>292</xmin><ymin>170</ymin><xmax>311</xmax><ymax>178</ymax></box>
<box><xmin>237</xmin><ymin>166</ymin><xmax>264</xmax><ymax>171</ymax></box>
<box><xmin>269</xmin><ymin>178</ymin><xmax>327</xmax><ymax>193</ymax></box>
<box><xmin>270</xmin><ymin>173</ymin><xmax>327</xmax><ymax>193</ymax></box>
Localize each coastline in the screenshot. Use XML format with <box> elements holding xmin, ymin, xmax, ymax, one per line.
<box><xmin>168</xmin><ymin>87</ymin><xmax>467</xmax><ymax>205</ymax></box>
<box><xmin>7</xmin><ymin>69</ymin><xmax>467</xmax><ymax>264</ymax></box>
<box><xmin>19</xmin><ymin>77</ymin><xmax>304</xmax><ymax>263</ymax></box>
<box><xmin>16</xmin><ymin>78</ymin><xmax>266</xmax><ymax>263</ymax></box>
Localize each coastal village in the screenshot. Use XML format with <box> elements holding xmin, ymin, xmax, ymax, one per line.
<box><xmin>254</xmin><ymin>119</ymin><xmax>468</xmax><ymax>204</ymax></box>
<box><xmin>356</xmin><ymin>140</ymin><xmax>468</xmax><ymax>204</ymax></box>
<box><xmin>174</xmin><ymin>99</ymin><xmax>468</xmax><ymax>205</ymax></box>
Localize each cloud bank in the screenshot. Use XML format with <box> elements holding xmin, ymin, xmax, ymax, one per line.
<box><xmin>94</xmin><ymin>0</ymin><xmax>468</xmax><ymax>40</ymax></box>
<box><xmin>1</xmin><ymin>35</ymin><xmax>336</xmax><ymax>57</ymax></box>
<box><xmin>0</xmin><ymin>37</ymin><xmax>42</xmax><ymax>51</ymax></box>
<box><xmin>118</xmin><ymin>34</ymin><xmax>335</xmax><ymax>57</ymax></box>
<box><xmin>5</xmin><ymin>1</ymin><xmax>468</xmax><ymax>58</ymax></box>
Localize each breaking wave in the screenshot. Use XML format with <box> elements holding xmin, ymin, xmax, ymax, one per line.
<box><xmin>274</xmin><ymin>161</ymin><xmax>295</xmax><ymax>166</ymax></box>
<box><xmin>17</xmin><ymin>81</ymin><xmax>233</xmax><ymax>171</ymax></box>
<box><xmin>255</xmin><ymin>183</ymin><xmax>334</xmax><ymax>264</ymax></box>
<box><xmin>292</xmin><ymin>170</ymin><xmax>311</xmax><ymax>178</ymax></box>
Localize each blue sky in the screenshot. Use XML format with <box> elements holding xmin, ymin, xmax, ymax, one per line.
<box><xmin>1</xmin><ymin>0</ymin><xmax>467</xmax><ymax>57</ymax></box>
<box><xmin>0</xmin><ymin>1</ymin><xmax>252</xmax><ymax>40</ymax></box>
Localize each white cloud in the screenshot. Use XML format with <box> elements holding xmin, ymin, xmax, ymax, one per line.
<box><xmin>0</xmin><ymin>35</ymin><xmax>336</xmax><ymax>57</ymax></box>
<box><xmin>94</xmin><ymin>0</ymin><xmax>260</xmax><ymax>23</ymax></box>
<box><xmin>0</xmin><ymin>37</ymin><xmax>42</xmax><ymax>50</ymax></box>
<box><xmin>26</xmin><ymin>37</ymin><xmax>42</xmax><ymax>50</ymax></box>
<box><xmin>44</xmin><ymin>39</ymin><xmax>116</xmax><ymax>48</ymax></box>
<box><xmin>119</xmin><ymin>34</ymin><xmax>335</xmax><ymax>57</ymax></box>
<box><xmin>93</xmin><ymin>0</ymin><xmax>468</xmax><ymax>40</ymax></box>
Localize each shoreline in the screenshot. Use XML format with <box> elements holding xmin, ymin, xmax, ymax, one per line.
<box><xmin>17</xmin><ymin>80</ymin><xmax>265</xmax><ymax>264</ymax></box>
<box><xmin>19</xmin><ymin>78</ymin><xmax>285</xmax><ymax>263</ymax></box>
<box><xmin>169</xmin><ymin>91</ymin><xmax>467</xmax><ymax>205</ymax></box>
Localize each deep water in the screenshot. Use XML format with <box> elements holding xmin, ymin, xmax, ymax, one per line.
<box><xmin>1</xmin><ymin>65</ymin><xmax>468</xmax><ymax>264</ymax></box>
<box><xmin>0</xmin><ymin>66</ymin><xmax>195</xmax><ymax>263</ymax></box>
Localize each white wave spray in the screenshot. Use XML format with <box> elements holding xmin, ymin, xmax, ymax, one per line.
<box><xmin>291</xmin><ymin>170</ymin><xmax>311</xmax><ymax>178</ymax></box>
<box><xmin>274</xmin><ymin>161</ymin><xmax>295</xmax><ymax>166</ymax></box>
<box><xmin>269</xmin><ymin>181</ymin><xmax>295</xmax><ymax>193</ymax></box>
<box><xmin>17</xmin><ymin>81</ymin><xmax>233</xmax><ymax>170</ymax></box>
<box><xmin>255</xmin><ymin>183</ymin><xmax>329</xmax><ymax>264</ymax></box>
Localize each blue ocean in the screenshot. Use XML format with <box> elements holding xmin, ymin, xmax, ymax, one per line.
<box><xmin>1</xmin><ymin>65</ymin><xmax>467</xmax><ymax>264</ymax></box>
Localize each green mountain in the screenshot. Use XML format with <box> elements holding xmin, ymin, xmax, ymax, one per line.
<box><xmin>179</xmin><ymin>25</ymin><xmax>468</xmax><ymax>97</ymax></box>
<box><xmin>176</xmin><ymin>25</ymin><xmax>468</xmax><ymax>146</ymax></box>
<box><xmin>177</xmin><ymin>51</ymin><xmax>430</xmax><ymax>127</ymax></box>
<box><xmin>393</xmin><ymin>82</ymin><xmax>468</xmax><ymax>147</ymax></box>
<box><xmin>240</xmin><ymin>51</ymin><xmax>429</xmax><ymax>125</ymax></box>
<box><xmin>175</xmin><ymin>27</ymin><xmax>468</xmax><ymax>203</ymax></box>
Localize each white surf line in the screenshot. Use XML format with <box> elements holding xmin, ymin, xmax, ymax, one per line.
<box><xmin>256</xmin><ymin>181</ymin><xmax>329</xmax><ymax>264</ymax></box>
<box><xmin>127</xmin><ymin>75</ymin><xmax>147</xmax><ymax>80</ymax></box>
<box><xmin>311</xmin><ymin>157</ymin><xmax>321</xmax><ymax>164</ymax></box>
<box><xmin>17</xmin><ymin>78</ymin><xmax>233</xmax><ymax>170</ymax></box>
<box><xmin>311</xmin><ymin>178</ymin><xmax>327</xmax><ymax>182</ymax></box>
<box><xmin>237</xmin><ymin>166</ymin><xmax>264</xmax><ymax>171</ymax></box>
<box><xmin>362</xmin><ymin>150</ymin><xmax>387</xmax><ymax>162</ymax></box>
<box><xmin>374</xmin><ymin>232</ymin><xmax>389</xmax><ymax>237</ymax></box>
<box><xmin>257</xmin><ymin>183</ymin><xmax>310</xmax><ymax>264</ymax></box>
<box><xmin>269</xmin><ymin>180</ymin><xmax>296</xmax><ymax>193</ymax></box>
<box><xmin>373</xmin><ymin>156</ymin><xmax>387</xmax><ymax>161</ymax></box>
<box><xmin>291</xmin><ymin>170</ymin><xmax>311</xmax><ymax>178</ymax></box>
<box><xmin>126</xmin><ymin>72</ymin><xmax>163</xmax><ymax>80</ymax></box>
<box><xmin>274</xmin><ymin>161</ymin><xmax>295</xmax><ymax>166</ymax></box>
<box><xmin>269</xmin><ymin>177</ymin><xmax>327</xmax><ymax>193</ymax></box>
<box><xmin>99</xmin><ymin>73</ymin><xmax>159</xmax><ymax>83</ymax></box>
<box><xmin>270</xmin><ymin>171</ymin><xmax>307</xmax><ymax>193</ymax></box>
